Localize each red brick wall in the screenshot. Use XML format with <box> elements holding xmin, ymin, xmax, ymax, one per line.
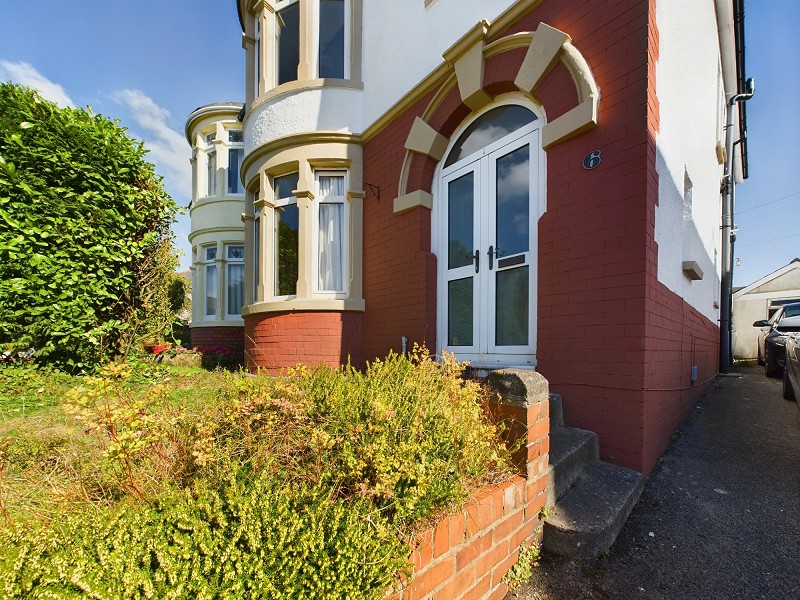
<box><xmin>244</xmin><ymin>311</ymin><xmax>363</xmax><ymax>373</ymax></box>
<box><xmin>362</xmin><ymin>0</ymin><xmax>718</xmax><ymax>474</ymax></box>
<box><xmin>190</xmin><ymin>326</ymin><xmax>245</xmax><ymax>353</ymax></box>
<box><xmin>388</xmin><ymin>372</ymin><xmax>550</xmax><ymax>600</ymax></box>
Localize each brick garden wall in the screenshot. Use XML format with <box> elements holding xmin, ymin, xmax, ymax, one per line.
<box><xmin>189</xmin><ymin>325</ymin><xmax>245</xmax><ymax>354</ymax></box>
<box><xmin>389</xmin><ymin>370</ymin><xmax>550</xmax><ymax>600</ymax></box>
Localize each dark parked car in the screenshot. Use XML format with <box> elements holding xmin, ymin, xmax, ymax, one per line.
<box><xmin>783</xmin><ymin>331</ymin><xmax>800</xmax><ymax>402</ymax></box>
<box><xmin>755</xmin><ymin>312</ymin><xmax>800</xmax><ymax>377</ymax></box>
<box><xmin>764</xmin><ymin>316</ymin><xmax>800</xmax><ymax>377</ymax></box>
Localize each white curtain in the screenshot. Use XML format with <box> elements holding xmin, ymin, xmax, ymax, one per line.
<box><xmin>318</xmin><ymin>203</ymin><xmax>343</xmax><ymax>291</ymax></box>
<box><xmin>318</xmin><ymin>175</ymin><xmax>344</xmax><ymax>197</ymax></box>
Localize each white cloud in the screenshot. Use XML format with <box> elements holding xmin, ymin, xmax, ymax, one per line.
<box><xmin>0</xmin><ymin>60</ymin><xmax>74</xmax><ymax>107</ymax></box>
<box><xmin>111</xmin><ymin>89</ymin><xmax>190</xmax><ymax>201</ymax></box>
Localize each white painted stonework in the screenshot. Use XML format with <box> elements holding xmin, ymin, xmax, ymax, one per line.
<box><xmin>653</xmin><ymin>0</ymin><xmax>733</xmax><ymax>323</ymax></box>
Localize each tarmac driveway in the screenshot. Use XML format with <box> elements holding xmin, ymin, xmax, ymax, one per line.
<box><xmin>510</xmin><ymin>364</ymin><xmax>800</xmax><ymax>600</ymax></box>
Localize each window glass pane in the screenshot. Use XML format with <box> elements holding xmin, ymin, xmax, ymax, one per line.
<box><xmin>318</xmin><ymin>203</ymin><xmax>343</xmax><ymax>291</ymax></box>
<box><xmin>496</xmin><ymin>266</ymin><xmax>528</xmax><ymax>346</ymax></box>
<box><xmin>206</xmin><ymin>150</ymin><xmax>216</xmax><ymax>196</ymax></box>
<box><xmin>277</xmin><ymin>2</ymin><xmax>300</xmax><ymax>85</ymax></box>
<box><xmin>275</xmin><ymin>203</ymin><xmax>299</xmax><ymax>296</ymax></box>
<box><xmin>275</xmin><ymin>173</ymin><xmax>299</xmax><ymax>200</ymax></box>
<box><xmin>496</xmin><ymin>145</ymin><xmax>529</xmax><ymax>258</ymax></box>
<box><xmin>318</xmin><ymin>175</ymin><xmax>345</xmax><ymax>196</ymax></box>
<box><xmin>255</xmin><ymin>20</ymin><xmax>261</xmax><ymax>92</ymax></box>
<box><xmin>205</xmin><ymin>247</ymin><xmax>217</xmax><ymax>261</ymax></box>
<box><xmin>227</xmin><ymin>264</ymin><xmax>245</xmax><ymax>315</ymax></box>
<box><xmin>444</xmin><ymin>105</ymin><xmax>536</xmax><ymax>167</ymax></box>
<box><xmin>227</xmin><ymin>245</ymin><xmax>244</xmax><ymax>260</ymax></box>
<box><xmin>205</xmin><ymin>264</ymin><xmax>217</xmax><ymax>316</ymax></box>
<box><xmin>253</xmin><ymin>216</ymin><xmax>260</xmax><ymax>302</ymax></box>
<box><xmin>448</xmin><ymin>172</ymin><xmax>474</xmax><ymax>270</ymax></box>
<box><xmin>448</xmin><ymin>277</ymin><xmax>473</xmax><ymax>346</ymax></box>
<box><xmin>228</xmin><ymin>148</ymin><xmax>244</xmax><ymax>194</ymax></box>
<box><xmin>205</xmin><ymin>133</ymin><xmax>216</xmax><ymax>145</ymax></box>
<box><xmin>228</xmin><ymin>130</ymin><xmax>243</xmax><ymax>143</ymax></box>
<box><xmin>319</xmin><ymin>0</ymin><xmax>345</xmax><ymax>79</ymax></box>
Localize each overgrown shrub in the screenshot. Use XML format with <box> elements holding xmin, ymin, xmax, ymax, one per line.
<box><xmin>0</xmin><ymin>474</ymin><xmax>408</xmax><ymax>599</ymax></box>
<box><xmin>0</xmin><ymin>349</ymin><xmax>512</xmax><ymax>597</ymax></box>
<box><xmin>0</xmin><ymin>83</ymin><xmax>179</xmax><ymax>372</ymax></box>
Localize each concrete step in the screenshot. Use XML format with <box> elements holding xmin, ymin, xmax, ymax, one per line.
<box><xmin>542</xmin><ymin>461</ymin><xmax>645</xmax><ymax>561</ymax></box>
<box><xmin>549</xmin><ymin>393</ymin><xmax>564</xmax><ymax>428</ymax></box>
<box><xmin>546</xmin><ymin>427</ymin><xmax>599</xmax><ymax>506</ymax></box>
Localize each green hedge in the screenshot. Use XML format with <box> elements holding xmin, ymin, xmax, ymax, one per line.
<box><xmin>0</xmin><ymin>83</ymin><xmax>178</xmax><ymax>372</ymax></box>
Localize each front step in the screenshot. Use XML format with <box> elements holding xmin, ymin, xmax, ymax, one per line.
<box><xmin>546</xmin><ymin>427</ymin><xmax>598</xmax><ymax>506</ymax></box>
<box><xmin>543</xmin><ymin>461</ymin><xmax>645</xmax><ymax>560</ymax></box>
<box><xmin>542</xmin><ymin>393</ymin><xmax>645</xmax><ymax>561</ymax></box>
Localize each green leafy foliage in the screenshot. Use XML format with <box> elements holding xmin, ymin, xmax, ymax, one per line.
<box><xmin>501</xmin><ymin>536</ymin><xmax>542</xmax><ymax>590</ymax></box>
<box><xmin>0</xmin><ymin>83</ymin><xmax>179</xmax><ymax>372</ymax></box>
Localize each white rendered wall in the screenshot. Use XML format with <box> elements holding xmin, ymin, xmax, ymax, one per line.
<box><xmin>245</xmin><ymin>0</ymin><xmax>517</xmax><ymax>148</ymax></box>
<box><xmin>654</xmin><ymin>0</ymin><xmax>729</xmax><ymax>324</ymax></box>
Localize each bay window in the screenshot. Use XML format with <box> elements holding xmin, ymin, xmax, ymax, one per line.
<box><xmin>249</xmin><ymin>0</ymin><xmax>360</xmax><ymax>98</ymax></box>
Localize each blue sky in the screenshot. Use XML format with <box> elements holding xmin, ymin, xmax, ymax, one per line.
<box><xmin>0</xmin><ymin>0</ymin><xmax>796</xmax><ymax>285</ymax></box>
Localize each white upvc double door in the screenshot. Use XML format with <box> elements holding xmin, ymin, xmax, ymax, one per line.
<box><xmin>438</xmin><ymin>126</ymin><xmax>539</xmax><ymax>367</ymax></box>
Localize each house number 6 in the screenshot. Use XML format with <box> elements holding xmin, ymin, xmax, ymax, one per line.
<box><xmin>583</xmin><ymin>149</ymin><xmax>602</xmax><ymax>170</ymax></box>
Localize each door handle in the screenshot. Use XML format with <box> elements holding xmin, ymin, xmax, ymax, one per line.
<box><xmin>473</xmin><ymin>249</ymin><xmax>480</xmax><ymax>273</ymax></box>
<box><xmin>487</xmin><ymin>245</ymin><xmax>494</xmax><ymax>270</ymax></box>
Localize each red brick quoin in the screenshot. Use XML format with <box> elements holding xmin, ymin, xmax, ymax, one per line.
<box><xmin>387</xmin><ymin>369</ymin><xmax>550</xmax><ymax>600</ymax></box>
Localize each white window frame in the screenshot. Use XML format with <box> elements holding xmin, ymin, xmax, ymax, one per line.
<box><xmin>312</xmin><ymin>170</ymin><xmax>349</xmax><ymax>298</ymax></box>
<box><xmin>225</xmin><ymin>244</ymin><xmax>246</xmax><ymax>319</ymax></box>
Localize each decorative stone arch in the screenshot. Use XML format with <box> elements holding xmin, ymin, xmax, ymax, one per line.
<box><xmin>394</xmin><ymin>21</ymin><xmax>600</xmax><ymax>214</ymax></box>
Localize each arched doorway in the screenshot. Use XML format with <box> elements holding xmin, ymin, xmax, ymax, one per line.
<box><xmin>434</xmin><ymin>101</ymin><xmax>545</xmax><ymax>368</ymax></box>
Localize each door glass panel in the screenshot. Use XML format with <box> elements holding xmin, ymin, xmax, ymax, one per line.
<box><xmin>444</xmin><ymin>106</ymin><xmax>536</xmax><ymax>167</ymax></box>
<box><xmin>448</xmin><ymin>172</ymin><xmax>474</xmax><ymax>269</ymax></box>
<box><xmin>496</xmin><ymin>145</ymin><xmax>529</xmax><ymax>258</ymax></box>
<box><xmin>448</xmin><ymin>277</ymin><xmax>473</xmax><ymax>346</ymax></box>
<box><xmin>496</xmin><ymin>266</ymin><xmax>528</xmax><ymax>346</ymax></box>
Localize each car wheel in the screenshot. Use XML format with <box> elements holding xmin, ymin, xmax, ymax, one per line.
<box><xmin>765</xmin><ymin>348</ymin><xmax>781</xmax><ymax>378</ymax></box>
<box><xmin>783</xmin><ymin>367</ymin><xmax>796</xmax><ymax>401</ymax></box>
<box><xmin>757</xmin><ymin>345</ymin><xmax>764</xmax><ymax>365</ymax></box>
